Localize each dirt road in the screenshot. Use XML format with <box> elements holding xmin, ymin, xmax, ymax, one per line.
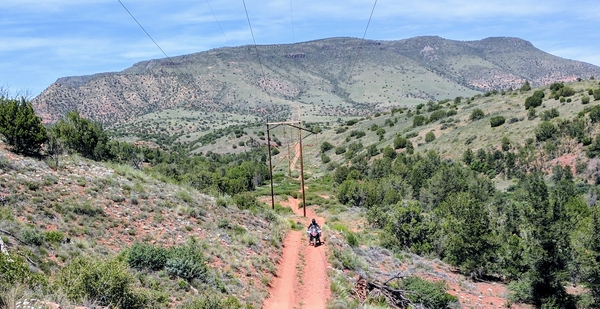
<box><xmin>262</xmin><ymin>197</ymin><xmax>330</xmax><ymax>309</ymax></box>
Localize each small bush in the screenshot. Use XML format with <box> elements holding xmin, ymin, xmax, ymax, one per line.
<box><xmin>400</xmin><ymin>276</ymin><xmax>458</xmax><ymax>308</ymax></box>
<box><xmin>21</xmin><ymin>229</ymin><xmax>44</xmax><ymax>246</ymax></box>
<box><xmin>0</xmin><ymin>253</ymin><xmax>47</xmax><ymax>297</ymax></box>
<box><xmin>71</xmin><ymin>202</ymin><xmax>105</xmax><ymax>217</ymax></box>
<box><xmin>127</xmin><ymin>242</ymin><xmax>168</xmax><ymax>271</ymax></box>
<box><xmin>490</xmin><ymin>116</ymin><xmax>506</xmax><ymax>127</ymax></box>
<box><xmin>428</xmin><ymin>110</ymin><xmax>447</xmax><ymax>122</ymax></box>
<box><xmin>345</xmin><ymin>119</ymin><xmax>359</xmax><ymax>126</ymax></box>
<box><xmin>345</xmin><ymin>231</ymin><xmax>358</xmax><ymax>247</ymax></box>
<box><xmin>425</xmin><ymin>131</ymin><xmax>436</xmax><ymax>143</ymax></box>
<box><xmin>216</xmin><ymin>198</ymin><xmax>227</xmax><ymax>207</ymax></box>
<box><xmin>44</xmin><ymin>230</ymin><xmax>65</xmax><ymax>244</ymax></box>
<box><xmin>233</xmin><ymin>192</ymin><xmax>260</xmax><ymax>210</ymax></box>
<box><xmin>413</xmin><ymin>115</ymin><xmax>426</xmax><ymax>127</ymax></box>
<box><xmin>535</xmin><ymin>121</ymin><xmax>558</xmax><ymax>142</ymax></box>
<box><xmin>335</xmin><ymin>127</ymin><xmax>347</xmax><ymax>134</ymax></box>
<box><xmin>331</xmin><ymin>246</ymin><xmax>362</xmax><ymax>271</ymax></box>
<box><xmin>470</xmin><ymin>109</ymin><xmax>485</xmax><ymax>121</ymax></box>
<box><xmin>55</xmin><ymin>257</ymin><xmax>153</xmax><ymax>309</ymax></box>
<box><xmin>165</xmin><ymin>244</ymin><xmax>208</xmax><ymax>282</ymax></box>
<box><xmin>180</xmin><ymin>294</ymin><xmax>242</xmax><ymax>309</ymax></box>
<box><xmin>590</xmin><ymin>105</ymin><xmax>600</xmax><ymax>123</ymax></box>
<box><xmin>320</xmin><ymin>142</ymin><xmax>334</xmax><ymax>153</ymax></box>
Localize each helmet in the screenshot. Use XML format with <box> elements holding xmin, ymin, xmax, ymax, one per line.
<box><xmin>312</xmin><ymin>219</ymin><xmax>316</xmax><ymax>224</ymax></box>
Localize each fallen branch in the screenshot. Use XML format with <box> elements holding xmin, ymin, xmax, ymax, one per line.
<box><xmin>0</xmin><ymin>228</ymin><xmax>27</xmax><ymax>245</ymax></box>
<box><xmin>352</xmin><ymin>275</ymin><xmax>413</xmax><ymax>309</ymax></box>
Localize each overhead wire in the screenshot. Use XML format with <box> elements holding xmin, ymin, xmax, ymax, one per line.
<box><xmin>117</xmin><ymin>0</ymin><xmax>189</xmax><ymax>79</ymax></box>
<box><xmin>343</xmin><ymin>0</ymin><xmax>378</xmax><ymax>96</ymax></box>
<box><xmin>205</xmin><ymin>0</ymin><xmax>229</xmax><ymax>45</ymax></box>
<box><xmin>289</xmin><ymin>0</ymin><xmax>295</xmax><ymax>43</ymax></box>
<box><xmin>241</xmin><ymin>0</ymin><xmax>272</xmax><ymax>105</ymax></box>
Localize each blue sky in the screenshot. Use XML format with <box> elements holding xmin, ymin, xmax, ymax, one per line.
<box><xmin>1</xmin><ymin>0</ymin><xmax>599</xmax><ymax>97</ymax></box>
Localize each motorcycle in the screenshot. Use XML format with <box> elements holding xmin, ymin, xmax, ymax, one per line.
<box><xmin>308</xmin><ymin>225</ymin><xmax>322</xmax><ymax>246</ymax></box>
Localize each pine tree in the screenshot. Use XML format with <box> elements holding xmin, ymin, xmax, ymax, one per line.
<box><xmin>581</xmin><ymin>207</ymin><xmax>600</xmax><ymax>306</ymax></box>
<box><xmin>436</xmin><ymin>192</ymin><xmax>496</xmax><ymax>278</ymax></box>
<box><xmin>517</xmin><ymin>174</ymin><xmax>575</xmax><ymax>308</ymax></box>
<box><xmin>0</xmin><ymin>97</ymin><xmax>47</xmax><ymax>155</ymax></box>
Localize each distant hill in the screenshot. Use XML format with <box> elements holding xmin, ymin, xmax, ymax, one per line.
<box><xmin>32</xmin><ymin>36</ymin><xmax>600</xmax><ymax>127</ymax></box>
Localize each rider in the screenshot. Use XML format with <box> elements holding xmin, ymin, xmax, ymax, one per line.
<box><xmin>307</xmin><ymin>218</ymin><xmax>321</xmax><ymax>243</ymax></box>
<box><xmin>308</xmin><ymin>218</ymin><xmax>320</xmax><ymax>230</ymax></box>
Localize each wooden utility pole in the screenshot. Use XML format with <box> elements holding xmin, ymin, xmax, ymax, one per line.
<box><xmin>266</xmin><ymin>122</ymin><xmax>275</xmax><ymax>210</ymax></box>
<box><xmin>265</xmin><ymin>120</ymin><xmax>315</xmax><ymax>217</ymax></box>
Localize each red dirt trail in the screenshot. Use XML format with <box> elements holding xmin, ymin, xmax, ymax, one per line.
<box><xmin>262</xmin><ymin>197</ymin><xmax>330</xmax><ymax>309</ymax></box>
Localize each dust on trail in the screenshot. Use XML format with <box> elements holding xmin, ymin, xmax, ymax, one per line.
<box><xmin>262</xmin><ymin>197</ymin><xmax>330</xmax><ymax>309</ymax></box>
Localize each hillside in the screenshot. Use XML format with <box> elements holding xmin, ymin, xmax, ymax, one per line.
<box><xmin>189</xmin><ymin>79</ymin><xmax>600</xmax><ymax>182</ymax></box>
<box><xmin>0</xmin><ymin>143</ymin><xmax>289</xmax><ymax>308</ymax></box>
<box><xmin>5</xmin><ymin>78</ymin><xmax>600</xmax><ymax>308</ymax></box>
<box><xmin>32</xmin><ymin>36</ymin><xmax>600</xmax><ymax>133</ymax></box>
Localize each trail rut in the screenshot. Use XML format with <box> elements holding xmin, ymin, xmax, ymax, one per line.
<box><xmin>262</xmin><ymin>197</ymin><xmax>330</xmax><ymax>309</ymax></box>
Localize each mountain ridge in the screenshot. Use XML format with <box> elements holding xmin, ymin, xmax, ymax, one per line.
<box><xmin>32</xmin><ymin>36</ymin><xmax>600</xmax><ymax>126</ymax></box>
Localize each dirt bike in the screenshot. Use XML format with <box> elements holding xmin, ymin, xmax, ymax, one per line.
<box><xmin>308</xmin><ymin>225</ymin><xmax>321</xmax><ymax>246</ymax></box>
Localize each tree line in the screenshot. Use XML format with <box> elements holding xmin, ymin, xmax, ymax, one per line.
<box><xmin>0</xmin><ymin>96</ymin><xmax>270</xmax><ymax>197</ymax></box>
<box><xmin>330</xmin><ymin>142</ymin><xmax>600</xmax><ymax>307</ymax></box>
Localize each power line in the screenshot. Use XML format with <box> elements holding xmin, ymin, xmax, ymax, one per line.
<box><xmin>289</xmin><ymin>0</ymin><xmax>295</xmax><ymax>43</ymax></box>
<box><xmin>117</xmin><ymin>0</ymin><xmax>203</xmax><ymax>101</ymax></box>
<box><xmin>242</xmin><ymin>0</ymin><xmax>272</xmax><ymax>104</ymax></box>
<box><xmin>205</xmin><ymin>0</ymin><xmax>229</xmax><ymax>45</ymax></box>
<box><xmin>343</xmin><ymin>0</ymin><xmax>378</xmax><ymax>96</ymax></box>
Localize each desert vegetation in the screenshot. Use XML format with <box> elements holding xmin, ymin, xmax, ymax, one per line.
<box><xmin>4</xmin><ymin>69</ymin><xmax>600</xmax><ymax>308</ymax></box>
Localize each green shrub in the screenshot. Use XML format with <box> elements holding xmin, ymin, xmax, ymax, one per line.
<box><xmin>594</xmin><ymin>88</ymin><xmax>600</xmax><ymax>101</ymax></box>
<box><xmin>429</xmin><ymin>110</ymin><xmax>447</xmax><ymax>122</ymax></box>
<box><xmin>331</xmin><ymin>246</ymin><xmax>362</xmax><ymax>271</ymax></box>
<box><xmin>590</xmin><ymin>105</ymin><xmax>600</xmax><ymax>123</ymax></box>
<box><xmin>71</xmin><ymin>201</ymin><xmax>105</xmax><ymax>217</ymax></box>
<box><xmin>412</xmin><ymin>115</ymin><xmax>426</xmax><ymax>127</ymax></box>
<box><xmin>21</xmin><ymin>229</ymin><xmax>44</xmax><ymax>246</ymax></box>
<box><xmin>180</xmin><ymin>294</ymin><xmax>242</xmax><ymax>309</ymax></box>
<box><xmin>335</xmin><ymin>127</ymin><xmax>347</xmax><ymax>134</ymax></box>
<box><xmin>216</xmin><ymin>198</ymin><xmax>227</xmax><ymax>207</ymax></box>
<box><xmin>50</xmin><ymin>111</ymin><xmax>110</xmax><ymax>160</ymax></box>
<box><xmin>233</xmin><ymin>192</ymin><xmax>260</xmax><ymax>210</ymax></box>
<box><xmin>393</xmin><ymin>135</ymin><xmax>408</xmax><ymax>149</ymax></box>
<box><xmin>127</xmin><ymin>242</ymin><xmax>168</xmax><ymax>271</ymax></box>
<box><xmin>425</xmin><ymin>131</ymin><xmax>436</xmax><ymax>143</ymax></box>
<box><xmin>348</xmin><ymin>130</ymin><xmax>366</xmax><ymax>139</ymax></box>
<box><xmin>44</xmin><ymin>230</ymin><xmax>65</xmax><ymax>244</ymax></box>
<box><xmin>470</xmin><ymin>108</ymin><xmax>485</xmax><ymax>121</ymax></box>
<box><xmin>165</xmin><ymin>244</ymin><xmax>208</xmax><ymax>282</ymax></box>
<box><xmin>0</xmin><ymin>253</ymin><xmax>47</xmax><ymax>303</ymax></box>
<box><xmin>0</xmin><ymin>97</ymin><xmax>47</xmax><ymax>155</ymax></box>
<box><xmin>520</xmin><ymin>80</ymin><xmax>531</xmax><ymax>92</ymax></box>
<box><xmin>345</xmin><ymin>119</ymin><xmax>359</xmax><ymax>126</ymax></box>
<box><xmin>541</xmin><ymin>108</ymin><xmax>559</xmax><ymax>121</ymax></box>
<box><xmin>400</xmin><ymin>276</ymin><xmax>458</xmax><ymax>308</ymax></box>
<box><xmin>55</xmin><ymin>257</ymin><xmax>153</xmax><ymax>309</ymax></box>
<box><xmin>320</xmin><ymin>141</ymin><xmax>334</xmax><ymax>153</ymax></box>
<box><xmin>490</xmin><ymin>115</ymin><xmax>506</xmax><ymax>127</ymax></box>
<box><xmin>535</xmin><ymin>121</ymin><xmax>558</xmax><ymax>142</ymax></box>
<box><xmin>335</xmin><ymin>146</ymin><xmax>346</xmax><ymax>155</ymax></box>
<box><xmin>345</xmin><ymin>231</ymin><xmax>358</xmax><ymax>247</ymax></box>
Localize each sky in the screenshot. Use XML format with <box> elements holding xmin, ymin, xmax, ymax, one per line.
<box><xmin>1</xmin><ymin>0</ymin><xmax>599</xmax><ymax>97</ymax></box>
